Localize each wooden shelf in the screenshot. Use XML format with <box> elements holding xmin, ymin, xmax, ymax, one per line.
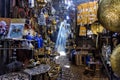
<box><xmin>101</xmin><ymin>36</ymin><xmax>111</xmax><ymax>39</ymax></box>
<box><xmin>0</xmin><ymin>39</ymin><xmax>35</xmax><ymax>64</ymax></box>
<box><xmin>0</xmin><ymin>48</ymin><xmax>34</xmax><ymax>50</ymax></box>
<box><xmin>76</xmin><ymin>47</ymin><xmax>95</xmax><ymax>50</ymax></box>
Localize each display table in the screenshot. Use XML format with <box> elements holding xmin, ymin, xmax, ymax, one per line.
<box><xmin>0</xmin><ymin>72</ymin><xmax>29</xmax><ymax>80</ymax></box>
<box><xmin>88</xmin><ymin>61</ymin><xmax>100</xmax><ymax>70</ymax></box>
<box><xmin>23</xmin><ymin>64</ymin><xmax>51</xmax><ymax>80</ymax></box>
<box><xmin>75</xmin><ymin>51</ymin><xmax>88</xmax><ymax>65</ymax></box>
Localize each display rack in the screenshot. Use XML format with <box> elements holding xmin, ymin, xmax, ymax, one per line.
<box><xmin>0</xmin><ymin>39</ymin><xmax>35</xmax><ymax>64</ymax></box>
<box><xmin>99</xmin><ymin>32</ymin><xmax>120</xmax><ymax>80</ymax></box>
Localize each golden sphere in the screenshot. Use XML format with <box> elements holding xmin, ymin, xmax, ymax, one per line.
<box><xmin>98</xmin><ymin>0</ymin><xmax>120</xmax><ymax>32</ymax></box>
<box><xmin>111</xmin><ymin>44</ymin><xmax>120</xmax><ymax>77</ymax></box>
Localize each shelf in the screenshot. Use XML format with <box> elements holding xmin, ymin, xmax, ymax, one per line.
<box><xmin>0</xmin><ymin>39</ymin><xmax>35</xmax><ymax>42</ymax></box>
<box><xmin>0</xmin><ymin>48</ymin><xmax>34</xmax><ymax>50</ymax></box>
<box><xmin>101</xmin><ymin>36</ymin><xmax>111</xmax><ymax>39</ymax></box>
<box><xmin>76</xmin><ymin>47</ymin><xmax>96</xmax><ymax>50</ymax></box>
<box><xmin>66</xmin><ymin>46</ymin><xmax>96</xmax><ymax>51</ymax></box>
<box><xmin>0</xmin><ymin>39</ymin><xmax>35</xmax><ymax>64</ymax></box>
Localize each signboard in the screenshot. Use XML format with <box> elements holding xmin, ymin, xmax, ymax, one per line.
<box><xmin>79</xmin><ymin>26</ymin><xmax>86</xmax><ymax>36</ymax></box>
<box><xmin>77</xmin><ymin>1</ymin><xmax>98</xmax><ymax>25</ymax></box>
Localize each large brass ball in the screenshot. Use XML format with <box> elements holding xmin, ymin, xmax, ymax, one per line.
<box><xmin>98</xmin><ymin>0</ymin><xmax>120</xmax><ymax>32</ymax></box>
<box><xmin>111</xmin><ymin>44</ymin><xmax>120</xmax><ymax>77</ymax></box>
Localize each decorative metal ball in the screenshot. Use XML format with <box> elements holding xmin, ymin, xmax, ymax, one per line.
<box><xmin>111</xmin><ymin>44</ymin><xmax>120</xmax><ymax>77</ymax></box>
<box><xmin>98</xmin><ymin>0</ymin><xmax>120</xmax><ymax>32</ymax></box>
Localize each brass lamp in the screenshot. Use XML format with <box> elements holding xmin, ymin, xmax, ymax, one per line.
<box><xmin>37</xmin><ymin>0</ymin><xmax>46</xmax><ymax>7</ymax></box>
<box><xmin>91</xmin><ymin>23</ymin><xmax>104</xmax><ymax>35</ymax></box>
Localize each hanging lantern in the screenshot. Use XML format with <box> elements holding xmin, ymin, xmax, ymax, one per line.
<box><xmin>91</xmin><ymin>23</ymin><xmax>104</xmax><ymax>35</ymax></box>
<box><xmin>52</xmin><ymin>20</ymin><xmax>57</xmax><ymax>25</ymax></box>
<box><xmin>37</xmin><ymin>0</ymin><xmax>46</xmax><ymax>8</ymax></box>
<box><xmin>29</xmin><ymin>0</ymin><xmax>35</xmax><ymax>8</ymax></box>
<box><xmin>38</xmin><ymin>12</ymin><xmax>46</xmax><ymax>26</ymax></box>
<box><xmin>46</xmin><ymin>0</ymin><xmax>51</xmax><ymax>2</ymax></box>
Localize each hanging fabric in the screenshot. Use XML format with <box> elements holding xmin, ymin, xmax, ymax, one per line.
<box><xmin>12</xmin><ymin>6</ymin><xmax>18</xmax><ymax>18</ymax></box>
<box><xmin>18</xmin><ymin>8</ymin><xmax>26</xmax><ymax>18</ymax></box>
<box><xmin>12</xmin><ymin>0</ymin><xmax>16</xmax><ymax>7</ymax></box>
<box><xmin>18</xmin><ymin>0</ymin><xmax>24</xmax><ymax>8</ymax></box>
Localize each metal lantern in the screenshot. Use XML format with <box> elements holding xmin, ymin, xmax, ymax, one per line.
<box><xmin>29</xmin><ymin>0</ymin><xmax>35</xmax><ymax>8</ymax></box>
<box><xmin>91</xmin><ymin>23</ymin><xmax>104</xmax><ymax>35</ymax></box>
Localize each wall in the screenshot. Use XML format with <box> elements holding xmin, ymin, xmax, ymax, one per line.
<box><xmin>0</xmin><ymin>0</ymin><xmax>10</xmax><ymax>17</ymax></box>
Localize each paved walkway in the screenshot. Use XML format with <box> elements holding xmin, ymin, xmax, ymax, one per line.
<box><xmin>55</xmin><ymin>56</ymin><xmax>108</xmax><ymax>80</ymax></box>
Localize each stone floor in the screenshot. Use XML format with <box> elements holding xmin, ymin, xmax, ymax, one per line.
<box><xmin>55</xmin><ymin>56</ymin><xmax>108</xmax><ymax>80</ymax></box>
<box><xmin>0</xmin><ymin>53</ymin><xmax>109</xmax><ymax>80</ymax></box>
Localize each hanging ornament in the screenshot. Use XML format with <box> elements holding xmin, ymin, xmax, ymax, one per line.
<box><xmin>51</xmin><ymin>7</ymin><xmax>56</xmax><ymax>15</ymax></box>
<box><xmin>38</xmin><ymin>12</ymin><xmax>46</xmax><ymax>26</ymax></box>
<box><xmin>29</xmin><ymin>0</ymin><xmax>34</xmax><ymax>8</ymax></box>
<box><xmin>91</xmin><ymin>23</ymin><xmax>104</xmax><ymax>35</ymax></box>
